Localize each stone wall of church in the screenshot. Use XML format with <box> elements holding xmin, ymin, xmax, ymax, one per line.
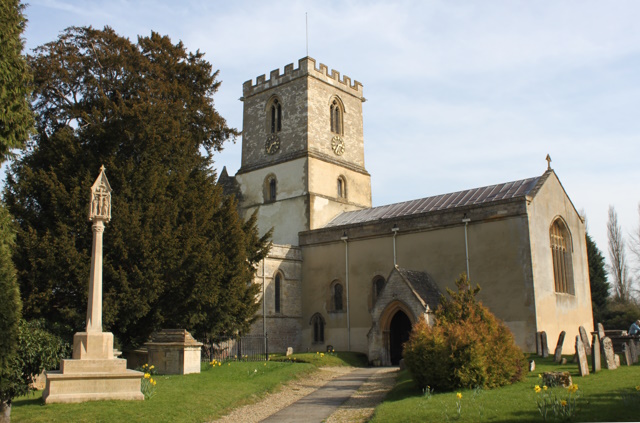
<box><xmin>526</xmin><ymin>172</ymin><xmax>593</xmax><ymax>355</ymax></box>
<box><xmin>299</xmin><ymin>199</ymin><xmax>542</xmax><ymax>354</ymax></box>
<box><xmin>248</xmin><ymin>244</ymin><xmax>302</xmax><ymax>353</ymax></box>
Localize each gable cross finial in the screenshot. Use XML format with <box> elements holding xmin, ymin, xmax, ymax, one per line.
<box><xmin>545</xmin><ymin>154</ymin><xmax>552</xmax><ymax>171</ymax></box>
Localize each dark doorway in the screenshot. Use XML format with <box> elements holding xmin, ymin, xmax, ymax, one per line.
<box><xmin>389</xmin><ymin>310</ymin><xmax>412</xmax><ymax>365</ymax></box>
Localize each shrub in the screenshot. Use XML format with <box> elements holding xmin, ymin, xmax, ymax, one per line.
<box><xmin>403</xmin><ymin>275</ymin><xmax>527</xmax><ymax>391</ymax></box>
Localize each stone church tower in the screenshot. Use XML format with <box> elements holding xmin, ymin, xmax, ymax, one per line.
<box><xmin>235</xmin><ymin>57</ymin><xmax>371</xmax><ymax>245</ymax></box>
<box><xmin>228</xmin><ymin>57</ymin><xmax>371</xmax><ymax>350</ymax></box>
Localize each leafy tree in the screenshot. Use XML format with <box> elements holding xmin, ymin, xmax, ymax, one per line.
<box><xmin>607</xmin><ymin>206</ymin><xmax>630</xmax><ymax>301</ymax></box>
<box><xmin>403</xmin><ymin>275</ymin><xmax>526</xmax><ymax>391</ymax></box>
<box><xmin>587</xmin><ymin>233</ymin><xmax>609</xmax><ymax>325</ymax></box>
<box><xmin>0</xmin><ymin>0</ymin><xmax>34</xmax><ymax>160</ymax></box>
<box><xmin>5</xmin><ymin>26</ymin><xmax>270</xmax><ymax>349</ymax></box>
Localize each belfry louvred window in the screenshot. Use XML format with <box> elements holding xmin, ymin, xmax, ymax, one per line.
<box><xmin>330</xmin><ymin>99</ymin><xmax>343</xmax><ymax>135</ymax></box>
<box><xmin>270</xmin><ymin>99</ymin><xmax>282</xmax><ymax>133</ymax></box>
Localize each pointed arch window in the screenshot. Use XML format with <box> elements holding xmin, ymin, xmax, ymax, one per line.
<box><xmin>330</xmin><ymin>99</ymin><xmax>343</xmax><ymax>135</ymax></box>
<box><xmin>274</xmin><ymin>272</ymin><xmax>282</xmax><ymax>313</ymax></box>
<box><xmin>332</xmin><ymin>282</ymin><xmax>344</xmax><ymax>312</ymax></box>
<box><xmin>270</xmin><ymin>99</ymin><xmax>282</xmax><ymax>134</ymax></box>
<box><xmin>550</xmin><ymin>218</ymin><xmax>574</xmax><ymax>294</ymax></box>
<box><xmin>310</xmin><ymin>313</ymin><xmax>325</xmax><ymax>344</ymax></box>
<box><xmin>264</xmin><ymin>174</ymin><xmax>277</xmax><ymax>203</ymax></box>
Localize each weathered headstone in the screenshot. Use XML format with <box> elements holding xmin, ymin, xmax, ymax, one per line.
<box><xmin>561</xmin><ymin>357</ymin><xmax>567</xmax><ymax>365</ymax></box>
<box><xmin>543</xmin><ymin>371</ymin><xmax>572</xmax><ymax>387</ymax></box>
<box><xmin>579</xmin><ymin>326</ymin><xmax>592</xmax><ymax>355</ymax></box>
<box><xmin>601</xmin><ymin>337</ymin><xmax>617</xmax><ymax>370</ymax></box>
<box><xmin>591</xmin><ymin>333</ymin><xmax>601</xmax><ymax>373</ymax></box>
<box><xmin>629</xmin><ymin>340</ymin><xmax>638</xmax><ymax>364</ymax></box>
<box><xmin>597</xmin><ymin>323</ymin><xmax>605</xmax><ymax>341</ymax></box>
<box><xmin>615</xmin><ymin>354</ymin><xmax>621</xmax><ymax>368</ymax></box>
<box><xmin>554</xmin><ymin>331</ymin><xmax>566</xmax><ymax>362</ymax></box>
<box><xmin>540</xmin><ymin>331</ymin><xmax>550</xmax><ymax>358</ymax></box>
<box><xmin>576</xmin><ymin>336</ymin><xmax>589</xmax><ymax>376</ymax></box>
<box><xmin>286</xmin><ymin>347</ymin><xmax>293</xmax><ymax>356</ymax></box>
<box><xmin>623</xmin><ymin>343</ymin><xmax>632</xmax><ymax>366</ymax></box>
<box><xmin>529</xmin><ymin>360</ymin><xmax>535</xmax><ymax>372</ymax></box>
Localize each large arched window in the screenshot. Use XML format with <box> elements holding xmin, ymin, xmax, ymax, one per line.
<box><xmin>330</xmin><ymin>98</ymin><xmax>343</xmax><ymax>135</ymax></box>
<box><xmin>550</xmin><ymin>218</ymin><xmax>574</xmax><ymax>294</ymax></box>
<box><xmin>268</xmin><ymin>98</ymin><xmax>282</xmax><ymax>134</ymax></box>
<box><xmin>274</xmin><ymin>272</ymin><xmax>282</xmax><ymax>314</ymax></box>
<box><xmin>310</xmin><ymin>313</ymin><xmax>325</xmax><ymax>344</ymax></box>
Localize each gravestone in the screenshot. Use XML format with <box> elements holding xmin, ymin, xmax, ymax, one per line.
<box><xmin>554</xmin><ymin>331</ymin><xmax>566</xmax><ymax>362</ymax></box>
<box><xmin>591</xmin><ymin>333</ymin><xmax>601</xmax><ymax>373</ymax></box>
<box><xmin>622</xmin><ymin>343</ymin><xmax>632</xmax><ymax>366</ymax></box>
<box><xmin>543</xmin><ymin>371</ymin><xmax>572</xmax><ymax>387</ymax></box>
<box><xmin>579</xmin><ymin>326</ymin><xmax>592</xmax><ymax>355</ymax></box>
<box><xmin>597</xmin><ymin>323</ymin><xmax>605</xmax><ymax>341</ymax></box>
<box><xmin>615</xmin><ymin>354</ymin><xmax>620</xmax><ymax>367</ymax></box>
<box><xmin>540</xmin><ymin>331</ymin><xmax>550</xmax><ymax>358</ymax></box>
<box><xmin>601</xmin><ymin>337</ymin><xmax>617</xmax><ymax>370</ymax></box>
<box><xmin>576</xmin><ymin>336</ymin><xmax>589</xmax><ymax>376</ymax></box>
<box><xmin>286</xmin><ymin>347</ymin><xmax>293</xmax><ymax>356</ymax></box>
<box><xmin>529</xmin><ymin>360</ymin><xmax>535</xmax><ymax>372</ymax></box>
<box><xmin>630</xmin><ymin>340</ymin><xmax>638</xmax><ymax>364</ymax></box>
<box><xmin>561</xmin><ymin>357</ymin><xmax>567</xmax><ymax>365</ymax></box>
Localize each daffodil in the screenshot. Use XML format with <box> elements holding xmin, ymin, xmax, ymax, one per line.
<box><xmin>144</xmin><ymin>373</ymin><xmax>150</xmax><ymax>379</ymax></box>
<box><xmin>538</xmin><ymin>373</ymin><xmax>542</xmax><ymax>378</ymax></box>
<box><xmin>534</xmin><ymin>385</ymin><xmax>541</xmax><ymax>393</ymax></box>
<box><xmin>543</xmin><ymin>385</ymin><xmax>547</xmax><ymax>391</ymax></box>
<box><xmin>456</xmin><ymin>392</ymin><xmax>462</xmax><ymax>399</ymax></box>
<box><xmin>636</xmin><ymin>385</ymin><xmax>640</xmax><ymax>391</ymax></box>
<box><xmin>149</xmin><ymin>365</ymin><xmax>154</xmax><ymax>369</ymax></box>
<box><xmin>561</xmin><ymin>400</ymin><xmax>567</xmax><ymax>407</ymax></box>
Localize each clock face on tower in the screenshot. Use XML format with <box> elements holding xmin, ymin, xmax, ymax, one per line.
<box><xmin>265</xmin><ymin>134</ymin><xmax>280</xmax><ymax>155</ymax></box>
<box><xmin>331</xmin><ymin>135</ymin><xmax>345</xmax><ymax>156</ymax></box>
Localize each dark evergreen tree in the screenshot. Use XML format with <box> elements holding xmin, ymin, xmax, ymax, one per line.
<box><xmin>5</xmin><ymin>26</ymin><xmax>270</xmax><ymax>349</ymax></box>
<box><xmin>587</xmin><ymin>233</ymin><xmax>610</xmax><ymax>325</ymax></box>
<box><xmin>0</xmin><ymin>0</ymin><xmax>34</xmax><ymax>159</ymax></box>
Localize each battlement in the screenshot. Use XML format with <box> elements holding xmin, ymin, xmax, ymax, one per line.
<box><xmin>243</xmin><ymin>57</ymin><xmax>363</xmax><ymax>98</ymax></box>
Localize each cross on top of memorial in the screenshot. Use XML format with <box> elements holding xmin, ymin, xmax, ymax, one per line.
<box><xmin>89</xmin><ymin>165</ymin><xmax>112</xmax><ymax>222</ymax></box>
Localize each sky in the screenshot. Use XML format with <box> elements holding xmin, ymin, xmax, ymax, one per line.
<box><xmin>16</xmin><ymin>0</ymin><xmax>640</xmax><ymax>275</ymax></box>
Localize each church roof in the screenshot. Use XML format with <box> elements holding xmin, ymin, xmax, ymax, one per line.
<box><xmin>326</xmin><ymin>174</ymin><xmax>544</xmax><ymax>227</ymax></box>
<box><xmin>395</xmin><ymin>267</ymin><xmax>442</xmax><ymax>310</ymax></box>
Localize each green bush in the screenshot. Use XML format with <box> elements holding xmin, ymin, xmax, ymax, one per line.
<box><xmin>0</xmin><ymin>320</ymin><xmax>70</xmax><ymax>405</ymax></box>
<box><xmin>600</xmin><ymin>298</ymin><xmax>640</xmax><ymax>330</ymax></box>
<box><xmin>403</xmin><ymin>275</ymin><xmax>527</xmax><ymax>391</ymax></box>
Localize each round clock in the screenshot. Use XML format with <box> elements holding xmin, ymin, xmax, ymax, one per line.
<box><xmin>265</xmin><ymin>134</ymin><xmax>280</xmax><ymax>155</ymax></box>
<box><xmin>331</xmin><ymin>135</ymin><xmax>345</xmax><ymax>156</ymax></box>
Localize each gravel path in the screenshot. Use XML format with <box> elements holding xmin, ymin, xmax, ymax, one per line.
<box><xmin>211</xmin><ymin>366</ymin><xmax>397</xmax><ymax>423</ymax></box>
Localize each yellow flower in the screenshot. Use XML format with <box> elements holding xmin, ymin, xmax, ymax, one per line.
<box><xmin>320</xmin><ymin>353</ymin><xmax>324</xmax><ymax>357</ymax></box>
<box><xmin>534</xmin><ymin>385</ymin><xmax>541</xmax><ymax>393</ymax></box>
<box><xmin>538</xmin><ymin>374</ymin><xmax>542</xmax><ymax>378</ymax></box>
<box><xmin>316</xmin><ymin>352</ymin><xmax>319</xmax><ymax>355</ymax></box>
<box><xmin>561</xmin><ymin>400</ymin><xmax>567</xmax><ymax>407</ymax></box>
<box><xmin>264</xmin><ymin>363</ymin><xmax>267</xmax><ymax>366</ymax></box>
<box><xmin>149</xmin><ymin>378</ymin><xmax>154</xmax><ymax>384</ymax></box>
<box><xmin>144</xmin><ymin>373</ymin><xmax>150</xmax><ymax>379</ymax></box>
<box><xmin>228</xmin><ymin>363</ymin><xmax>230</xmax><ymax>366</ymax></box>
<box><xmin>456</xmin><ymin>392</ymin><xmax>462</xmax><ymax>399</ymax></box>
<box><xmin>149</xmin><ymin>365</ymin><xmax>154</xmax><ymax>369</ymax></box>
<box><xmin>152</xmin><ymin>380</ymin><xmax>157</xmax><ymax>386</ymax></box>
<box><xmin>218</xmin><ymin>363</ymin><xmax>221</xmax><ymax>366</ymax></box>
<box><xmin>636</xmin><ymin>385</ymin><xmax>640</xmax><ymax>391</ymax></box>
<box><xmin>543</xmin><ymin>386</ymin><xmax>547</xmax><ymax>391</ymax></box>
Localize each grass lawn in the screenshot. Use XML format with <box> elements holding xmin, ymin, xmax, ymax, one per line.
<box><xmin>371</xmin><ymin>355</ymin><xmax>640</xmax><ymax>422</ymax></box>
<box><xmin>11</xmin><ymin>352</ymin><xmax>366</xmax><ymax>423</ymax></box>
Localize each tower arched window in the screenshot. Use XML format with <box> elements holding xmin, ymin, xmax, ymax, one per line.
<box><xmin>330</xmin><ymin>99</ymin><xmax>343</xmax><ymax>135</ymax></box>
<box><xmin>270</xmin><ymin>99</ymin><xmax>282</xmax><ymax>134</ymax></box>
<box><xmin>550</xmin><ymin>218</ymin><xmax>574</xmax><ymax>295</ymax></box>
<box><xmin>264</xmin><ymin>175</ymin><xmax>277</xmax><ymax>203</ymax></box>
<box><xmin>310</xmin><ymin>313</ymin><xmax>325</xmax><ymax>344</ymax></box>
<box><xmin>337</xmin><ymin>176</ymin><xmax>346</xmax><ymax>199</ymax></box>
<box><xmin>274</xmin><ymin>272</ymin><xmax>282</xmax><ymax>313</ymax></box>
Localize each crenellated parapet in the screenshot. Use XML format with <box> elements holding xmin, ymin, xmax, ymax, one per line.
<box><xmin>243</xmin><ymin>57</ymin><xmax>364</xmax><ymax>99</ymax></box>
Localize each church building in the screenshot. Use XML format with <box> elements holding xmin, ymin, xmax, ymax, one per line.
<box><xmin>219</xmin><ymin>57</ymin><xmax>594</xmax><ymax>365</ymax></box>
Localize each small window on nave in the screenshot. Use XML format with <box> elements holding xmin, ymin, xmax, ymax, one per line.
<box><xmin>371</xmin><ymin>276</ymin><xmax>385</xmax><ymax>308</ymax></box>
<box><xmin>310</xmin><ymin>313</ymin><xmax>325</xmax><ymax>344</ymax></box>
<box><xmin>550</xmin><ymin>218</ymin><xmax>574</xmax><ymax>295</ymax></box>
<box><xmin>330</xmin><ymin>99</ymin><xmax>343</xmax><ymax>135</ymax></box>
<box><xmin>337</xmin><ymin>176</ymin><xmax>346</xmax><ymax>199</ymax></box>
<box><xmin>332</xmin><ymin>282</ymin><xmax>344</xmax><ymax>312</ymax></box>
